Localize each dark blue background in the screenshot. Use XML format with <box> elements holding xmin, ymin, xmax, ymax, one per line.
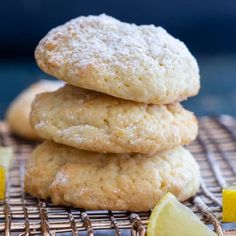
<box><xmin>1</xmin><ymin>0</ymin><xmax>236</xmax><ymax>118</ymax></box>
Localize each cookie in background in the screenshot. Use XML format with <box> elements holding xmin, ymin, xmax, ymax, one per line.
<box><xmin>6</xmin><ymin>80</ymin><xmax>63</xmax><ymax>140</ymax></box>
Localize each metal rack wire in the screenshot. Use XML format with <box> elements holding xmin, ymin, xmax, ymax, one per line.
<box><xmin>0</xmin><ymin>115</ymin><xmax>236</xmax><ymax>235</ymax></box>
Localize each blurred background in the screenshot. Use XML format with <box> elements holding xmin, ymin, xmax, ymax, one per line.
<box><xmin>1</xmin><ymin>0</ymin><xmax>236</xmax><ymax>119</ymax></box>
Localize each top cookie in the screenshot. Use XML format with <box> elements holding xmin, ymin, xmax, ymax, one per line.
<box><xmin>35</xmin><ymin>14</ymin><xmax>200</xmax><ymax>104</ymax></box>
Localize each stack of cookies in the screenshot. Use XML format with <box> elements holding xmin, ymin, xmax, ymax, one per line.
<box><xmin>25</xmin><ymin>14</ymin><xmax>201</xmax><ymax>212</ymax></box>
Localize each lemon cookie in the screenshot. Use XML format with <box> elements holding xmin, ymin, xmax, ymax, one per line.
<box><xmin>6</xmin><ymin>80</ymin><xmax>63</xmax><ymax>140</ymax></box>
<box><xmin>35</xmin><ymin>14</ymin><xmax>200</xmax><ymax>104</ymax></box>
<box><xmin>30</xmin><ymin>85</ymin><xmax>198</xmax><ymax>154</ymax></box>
<box><xmin>25</xmin><ymin>141</ymin><xmax>200</xmax><ymax>211</ymax></box>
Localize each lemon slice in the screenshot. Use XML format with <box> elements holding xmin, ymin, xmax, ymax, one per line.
<box><xmin>223</xmin><ymin>186</ymin><xmax>236</xmax><ymax>222</ymax></box>
<box><xmin>147</xmin><ymin>193</ymin><xmax>216</xmax><ymax>236</ymax></box>
<box><xmin>0</xmin><ymin>147</ymin><xmax>13</xmax><ymax>200</ymax></box>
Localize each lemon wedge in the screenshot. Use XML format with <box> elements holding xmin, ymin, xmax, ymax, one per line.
<box><xmin>0</xmin><ymin>147</ymin><xmax>13</xmax><ymax>200</ymax></box>
<box><xmin>147</xmin><ymin>193</ymin><xmax>216</xmax><ymax>236</ymax></box>
<box><xmin>223</xmin><ymin>186</ymin><xmax>236</xmax><ymax>222</ymax></box>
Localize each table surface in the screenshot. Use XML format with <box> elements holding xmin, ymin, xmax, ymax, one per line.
<box><xmin>1</xmin><ymin>54</ymin><xmax>236</xmax><ymax>119</ymax></box>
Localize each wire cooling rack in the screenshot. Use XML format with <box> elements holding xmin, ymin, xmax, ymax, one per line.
<box><xmin>1</xmin><ymin>115</ymin><xmax>236</xmax><ymax>235</ymax></box>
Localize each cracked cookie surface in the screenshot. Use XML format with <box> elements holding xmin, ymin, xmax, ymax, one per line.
<box><xmin>35</xmin><ymin>14</ymin><xmax>200</xmax><ymax>104</ymax></box>
<box><xmin>25</xmin><ymin>141</ymin><xmax>200</xmax><ymax>211</ymax></box>
<box><xmin>30</xmin><ymin>84</ymin><xmax>198</xmax><ymax>154</ymax></box>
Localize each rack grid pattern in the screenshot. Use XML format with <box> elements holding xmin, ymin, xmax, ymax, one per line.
<box><xmin>1</xmin><ymin>116</ymin><xmax>236</xmax><ymax>235</ymax></box>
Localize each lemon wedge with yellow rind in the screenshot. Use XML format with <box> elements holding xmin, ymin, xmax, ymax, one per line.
<box><xmin>0</xmin><ymin>147</ymin><xmax>13</xmax><ymax>200</ymax></box>
<box><xmin>223</xmin><ymin>186</ymin><xmax>236</xmax><ymax>222</ymax></box>
<box><xmin>147</xmin><ymin>193</ymin><xmax>216</xmax><ymax>236</ymax></box>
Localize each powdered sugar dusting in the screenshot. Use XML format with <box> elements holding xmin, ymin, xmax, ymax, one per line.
<box><xmin>35</xmin><ymin>14</ymin><xmax>200</xmax><ymax>104</ymax></box>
